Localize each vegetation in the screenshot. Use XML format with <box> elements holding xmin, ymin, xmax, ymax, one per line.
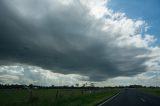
<box><xmin>138</xmin><ymin>88</ymin><xmax>160</xmax><ymax>96</ymax></box>
<box><xmin>2</xmin><ymin>84</ymin><xmax>160</xmax><ymax>106</ymax></box>
<box><xmin>0</xmin><ymin>85</ymin><xmax>120</xmax><ymax>106</ymax></box>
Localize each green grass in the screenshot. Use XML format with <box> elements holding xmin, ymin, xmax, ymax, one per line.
<box><xmin>0</xmin><ymin>88</ymin><xmax>120</xmax><ymax>106</ymax></box>
<box><xmin>138</xmin><ymin>88</ymin><xmax>160</xmax><ymax>96</ymax></box>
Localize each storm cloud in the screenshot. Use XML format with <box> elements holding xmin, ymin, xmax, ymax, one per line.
<box><xmin>0</xmin><ymin>0</ymin><xmax>159</xmax><ymax>81</ymax></box>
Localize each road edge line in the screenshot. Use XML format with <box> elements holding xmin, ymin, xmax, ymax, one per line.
<box><xmin>97</xmin><ymin>91</ymin><xmax>121</xmax><ymax>106</ymax></box>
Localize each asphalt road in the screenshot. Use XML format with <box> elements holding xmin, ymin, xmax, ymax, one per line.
<box><xmin>98</xmin><ymin>89</ymin><xmax>160</xmax><ymax>106</ymax></box>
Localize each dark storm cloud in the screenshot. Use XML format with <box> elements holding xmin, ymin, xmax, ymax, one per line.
<box><xmin>0</xmin><ymin>0</ymin><xmax>152</xmax><ymax>81</ymax></box>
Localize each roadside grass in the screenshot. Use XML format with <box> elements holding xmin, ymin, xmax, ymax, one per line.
<box><xmin>0</xmin><ymin>88</ymin><xmax>119</xmax><ymax>106</ymax></box>
<box><xmin>138</xmin><ymin>88</ymin><xmax>160</xmax><ymax>96</ymax></box>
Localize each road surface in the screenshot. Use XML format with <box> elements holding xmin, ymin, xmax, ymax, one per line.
<box><xmin>98</xmin><ymin>89</ymin><xmax>160</xmax><ymax>106</ymax></box>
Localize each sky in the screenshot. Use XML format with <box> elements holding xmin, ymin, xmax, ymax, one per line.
<box><xmin>109</xmin><ymin>0</ymin><xmax>160</xmax><ymax>45</ymax></box>
<box><xmin>0</xmin><ymin>0</ymin><xmax>160</xmax><ymax>87</ymax></box>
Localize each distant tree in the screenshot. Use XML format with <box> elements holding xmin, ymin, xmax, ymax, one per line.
<box><xmin>51</xmin><ymin>85</ymin><xmax>55</xmax><ymax>88</ymax></box>
<box><xmin>71</xmin><ymin>85</ymin><xmax>74</xmax><ymax>88</ymax></box>
<box><xmin>90</xmin><ymin>83</ymin><xmax>95</xmax><ymax>87</ymax></box>
<box><xmin>82</xmin><ymin>83</ymin><xmax>86</xmax><ymax>87</ymax></box>
<box><xmin>75</xmin><ymin>83</ymin><xmax>79</xmax><ymax>87</ymax></box>
<box><xmin>29</xmin><ymin>84</ymin><xmax>33</xmax><ymax>89</ymax></box>
<box><xmin>129</xmin><ymin>85</ymin><xmax>143</xmax><ymax>88</ymax></box>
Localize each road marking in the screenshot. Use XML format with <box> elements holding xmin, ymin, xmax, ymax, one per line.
<box><xmin>140</xmin><ymin>98</ymin><xmax>145</xmax><ymax>102</ymax></box>
<box><xmin>97</xmin><ymin>92</ymin><xmax>121</xmax><ymax>106</ymax></box>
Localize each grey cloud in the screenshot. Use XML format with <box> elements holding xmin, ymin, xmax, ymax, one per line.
<box><xmin>0</xmin><ymin>0</ymin><xmax>152</xmax><ymax>81</ymax></box>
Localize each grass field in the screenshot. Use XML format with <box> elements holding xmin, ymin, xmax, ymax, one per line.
<box><xmin>0</xmin><ymin>88</ymin><xmax>119</xmax><ymax>106</ymax></box>
<box><xmin>138</xmin><ymin>88</ymin><xmax>160</xmax><ymax>96</ymax></box>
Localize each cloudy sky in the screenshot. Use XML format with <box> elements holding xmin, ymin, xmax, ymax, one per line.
<box><xmin>0</xmin><ymin>0</ymin><xmax>160</xmax><ymax>87</ymax></box>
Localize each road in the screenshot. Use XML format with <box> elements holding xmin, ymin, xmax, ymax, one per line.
<box><xmin>98</xmin><ymin>89</ymin><xmax>160</xmax><ymax>106</ymax></box>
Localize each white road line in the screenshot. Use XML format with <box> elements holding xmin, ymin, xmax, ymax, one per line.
<box><xmin>140</xmin><ymin>98</ymin><xmax>145</xmax><ymax>102</ymax></box>
<box><xmin>97</xmin><ymin>92</ymin><xmax>121</xmax><ymax>106</ymax></box>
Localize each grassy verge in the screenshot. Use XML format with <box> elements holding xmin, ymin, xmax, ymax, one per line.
<box><xmin>0</xmin><ymin>88</ymin><xmax>119</xmax><ymax>106</ymax></box>
<box><xmin>138</xmin><ymin>88</ymin><xmax>160</xmax><ymax>96</ymax></box>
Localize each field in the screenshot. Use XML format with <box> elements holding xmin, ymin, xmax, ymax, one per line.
<box><xmin>0</xmin><ymin>88</ymin><xmax>119</xmax><ymax>106</ymax></box>
<box><xmin>138</xmin><ymin>88</ymin><xmax>160</xmax><ymax>96</ymax></box>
